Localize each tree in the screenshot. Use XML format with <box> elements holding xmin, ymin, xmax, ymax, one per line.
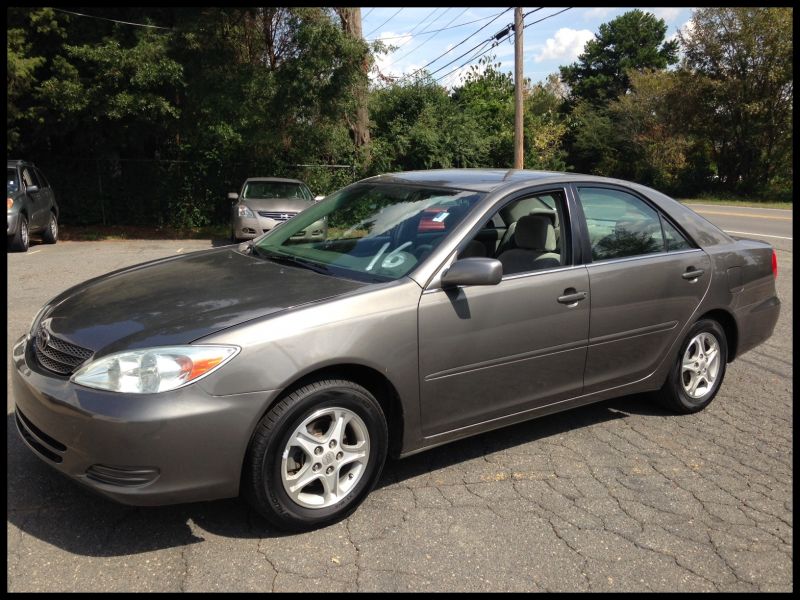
<box><xmin>679</xmin><ymin>7</ymin><xmax>792</xmax><ymax>194</ymax></box>
<box><xmin>335</xmin><ymin>8</ymin><xmax>371</xmax><ymax>154</ymax></box>
<box><xmin>524</xmin><ymin>75</ymin><xmax>569</xmax><ymax>171</ymax></box>
<box><xmin>560</xmin><ymin>9</ymin><xmax>678</xmax><ymax>105</ymax></box>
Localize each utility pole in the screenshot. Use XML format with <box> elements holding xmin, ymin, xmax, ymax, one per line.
<box><xmin>513</xmin><ymin>7</ymin><xmax>524</xmax><ymax>169</ymax></box>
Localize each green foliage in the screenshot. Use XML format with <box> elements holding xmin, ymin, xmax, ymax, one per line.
<box><xmin>679</xmin><ymin>7</ymin><xmax>793</xmax><ymax>195</ymax></box>
<box><xmin>6</xmin><ymin>6</ymin><xmax>792</xmax><ymax>231</ymax></box>
<box><xmin>560</xmin><ymin>10</ymin><xmax>678</xmax><ymax>105</ymax></box>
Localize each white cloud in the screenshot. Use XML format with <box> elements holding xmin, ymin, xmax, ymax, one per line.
<box><xmin>533</xmin><ymin>28</ymin><xmax>595</xmax><ymax>63</ymax></box>
<box><xmin>668</xmin><ymin>18</ymin><xmax>695</xmax><ymax>44</ymax></box>
<box><xmin>582</xmin><ymin>7</ymin><xmax>615</xmax><ymax>21</ymax></box>
<box><xmin>650</xmin><ymin>7</ymin><xmax>683</xmax><ymax>24</ymax></box>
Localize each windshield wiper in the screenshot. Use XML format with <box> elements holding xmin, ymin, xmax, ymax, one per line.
<box><xmin>254</xmin><ymin>247</ymin><xmax>331</xmax><ymax>275</ymax></box>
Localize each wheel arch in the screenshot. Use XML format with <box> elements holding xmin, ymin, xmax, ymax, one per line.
<box><xmin>697</xmin><ymin>308</ymin><xmax>739</xmax><ymax>362</ymax></box>
<box><xmin>241</xmin><ymin>363</ymin><xmax>405</xmax><ymax>484</ymax></box>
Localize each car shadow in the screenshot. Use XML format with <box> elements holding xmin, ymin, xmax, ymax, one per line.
<box><xmin>6</xmin><ymin>393</ymin><xmax>672</xmax><ymax>557</ymax></box>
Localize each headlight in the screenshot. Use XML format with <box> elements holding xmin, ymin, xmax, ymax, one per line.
<box><xmin>237</xmin><ymin>205</ymin><xmax>255</xmax><ymax>218</ymax></box>
<box><xmin>30</xmin><ymin>304</ymin><xmax>49</xmax><ymax>334</ymax></box>
<box><xmin>72</xmin><ymin>345</ymin><xmax>239</xmax><ymax>393</ymax></box>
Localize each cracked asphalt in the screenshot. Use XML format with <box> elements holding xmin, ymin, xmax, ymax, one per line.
<box><xmin>7</xmin><ymin>230</ymin><xmax>792</xmax><ymax>592</ymax></box>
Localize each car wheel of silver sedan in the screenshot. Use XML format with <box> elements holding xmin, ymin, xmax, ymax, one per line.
<box><xmin>243</xmin><ymin>378</ymin><xmax>388</xmax><ymax>531</ymax></box>
<box><xmin>656</xmin><ymin>319</ymin><xmax>728</xmax><ymax>414</ymax></box>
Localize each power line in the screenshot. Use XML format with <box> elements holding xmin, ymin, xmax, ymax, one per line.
<box><xmin>383</xmin><ymin>7</ymin><xmax>445</xmax><ymax>57</ymax></box>
<box><xmin>405</xmin><ymin>7</ymin><xmax>446</xmax><ymax>38</ymax></box>
<box><xmin>362</xmin><ymin>8</ymin><xmax>375</xmax><ymax>20</ymax></box>
<box><xmin>384</xmin><ymin>8</ymin><xmax>469</xmax><ymax>71</ymax></box>
<box><xmin>426</xmin><ymin>9</ymin><xmax>519</xmax><ymax>79</ymax></box>
<box><xmin>51</xmin><ymin>8</ymin><xmax>172</xmax><ymax>30</ymax></box>
<box><xmin>364</xmin><ymin>7</ymin><xmax>405</xmax><ymax>38</ymax></box>
<box><xmin>365</xmin><ymin>11</ymin><xmax>510</xmax><ymax>41</ymax></box>
<box><xmin>398</xmin><ymin>8</ymin><xmax>513</xmax><ymax>83</ymax></box>
<box><xmin>435</xmin><ymin>7</ymin><xmax>573</xmax><ymax>86</ymax></box>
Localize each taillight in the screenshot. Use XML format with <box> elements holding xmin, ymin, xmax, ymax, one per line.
<box><xmin>772</xmin><ymin>250</ymin><xmax>778</xmax><ymax>279</ymax></box>
<box><xmin>7</xmin><ymin>197</ymin><xmax>13</xmax><ymax>210</ymax></box>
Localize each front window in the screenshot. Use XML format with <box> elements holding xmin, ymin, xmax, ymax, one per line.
<box><xmin>252</xmin><ymin>184</ymin><xmax>485</xmax><ymax>282</ymax></box>
<box><xmin>242</xmin><ymin>181</ymin><xmax>312</xmax><ymax>201</ymax></box>
<box><xmin>7</xmin><ymin>168</ymin><xmax>19</xmax><ymax>194</ymax></box>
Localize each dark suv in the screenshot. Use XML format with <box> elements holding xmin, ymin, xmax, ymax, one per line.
<box><xmin>7</xmin><ymin>160</ymin><xmax>60</xmax><ymax>252</ymax></box>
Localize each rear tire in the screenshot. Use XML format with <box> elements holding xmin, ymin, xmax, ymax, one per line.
<box><xmin>42</xmin><ymin>212</ymin><xmax>58</xmax><ymax>244</ymax></box>
<box><xmin>243</xmin><ymin>378</ymin><xmax>388</xmax><ymax>531</ymax></box>
<box><xmin>656</xmin><ymin>319</ymin><xmax>727</xmax><ymax>414</ymax></box>
<box><xmin>10</xmin><ymin>214</ymin><xmax>29</xmax><ymax>252</ymax></box>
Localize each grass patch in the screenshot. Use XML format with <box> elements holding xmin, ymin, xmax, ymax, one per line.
<box><xmin>679</xmin><ymin>198</ymin><xmax>792</xmax><ymax>210</ymax></box>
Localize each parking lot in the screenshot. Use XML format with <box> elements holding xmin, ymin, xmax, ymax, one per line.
<box><xmin>7</xmin><ymin>209</ymin><xmax>793</xmax><ymax>592</ymax></box>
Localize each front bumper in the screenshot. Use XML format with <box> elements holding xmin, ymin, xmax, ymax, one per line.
<box><xmin>232</xmin><ymin>215</ymin><xmax>327</xmax><ymax>241</ymax></box>
<box><xmin>11</xmin><ymin>334</ymin><xmax>274</xmax><ymax>506</ymax></box>
<box><xmin>8</xmin><ymin>212</ymin><xmax>19</xmax><ymax>236</ymax></box>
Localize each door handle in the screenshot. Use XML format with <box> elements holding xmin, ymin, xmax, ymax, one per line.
<box><xmin>682</xmin><ymin>268</ymin><xmax>705</xmax><ymax>280</ymax></box>
<box><xmin>557</xmin><ymin>290</ymin><xmax>588</xmax><ymax>305</ymax></box>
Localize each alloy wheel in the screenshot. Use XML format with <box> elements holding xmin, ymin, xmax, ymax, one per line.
<box><xmin>280</xmin><ymin>407</ymin><xmax>370</xmax><ymax>509</ymax></box>
<box><xmin>681</xmin><ymin>332</ymin><xmax>721</xmax><ymax>399</ymax></box>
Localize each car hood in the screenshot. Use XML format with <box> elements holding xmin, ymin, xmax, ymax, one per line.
<box><xmin>39</xmin><ymin>247</ymin><xmax>369</xmax><ymax>356</ymax></box>
<box><xmin>241</xmin><ymin>198</ymin><xmax>314</xmax><ymax>212</ymax></box>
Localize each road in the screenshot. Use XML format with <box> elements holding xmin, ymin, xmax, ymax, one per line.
<box><xmin>685</xmin><ymin>203</ymin><xmax>793</xmax><ymax>251</ymax></box>
<box><xmin>7</xmin><ymin>205</ymin><xmax>792</xmax><ymax>592</ymax></box>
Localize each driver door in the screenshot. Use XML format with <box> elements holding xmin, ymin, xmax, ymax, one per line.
<box><xmin>417</xmin><ymin>187</ymin><xmax>590</xmax><ymax>437</ymax></box>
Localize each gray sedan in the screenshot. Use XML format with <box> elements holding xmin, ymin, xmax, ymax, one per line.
<box><xmin>11</xmin><ymin>169</ymin><xmax>780</xmax><ymax>531</ymax></box>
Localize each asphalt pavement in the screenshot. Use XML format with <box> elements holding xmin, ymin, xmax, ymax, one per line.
<box><xmin>6</xmin><ymin>205</ymin><xmax>793</xmax><ymax>592</ymax></box>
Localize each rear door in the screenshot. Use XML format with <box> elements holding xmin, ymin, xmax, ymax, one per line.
<box><xmin>34</xmin><ymin>168</ymin><xmax>55</xmax><ymax>224</ymax></box>
<box><xmin>573</xmin><ymin>185</ymin><xmax>712</xmax><ymax>393</ymax></box>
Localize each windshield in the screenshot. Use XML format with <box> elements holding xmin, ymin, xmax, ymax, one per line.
<box><xmin>252</xmin><ymin>183</ymin><xmax>485</xmax><ymax>282</ymax></box>
<box><xmin>242</xmin><ymin>181</ymin><xmax>312</xmax><ymax>201</ymax></box>
<box><xmin>7</xmin><ymin>168</ymin><xmax>19</xmax><ymax>194</ymax></box>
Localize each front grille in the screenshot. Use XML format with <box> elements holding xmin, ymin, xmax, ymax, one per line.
<box><xmin>33</xmin><ymin>326</ymin><xmax>93</xmax><ymax>375</ymax></box>
<box><xmin>257</xmin><ymin>211</ymin><xmax>298</xmax><ymax>221</ymax></box>
<box><xmin>15</xmin><ymin>407</ymin><xmax>67</xmax><ymax>463</ymax></box>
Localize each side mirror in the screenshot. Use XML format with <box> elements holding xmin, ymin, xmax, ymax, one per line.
<box><xmin>26</xmin><ymin>185</ymin><xmax>40</xmax><ymax>194</ymax></box>
<box><xmin>227</xmin><ymin>192</ymin><xmax>239</xmax><ymax>201</ymax></box>
<box><xmin>314</xmin><ymin>195</ymin><xmax>325</xmax><ymax>202</ymax></box>
<box><xmin>441</xmin><ymin>258</ymin><xmax>503</xmax><ymax>288</ymax></box>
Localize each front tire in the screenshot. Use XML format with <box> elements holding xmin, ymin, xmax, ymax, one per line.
<box><xmin>243</xmin><ymin>379</ymin><xmax>388</xmax><ymax>531</ymax></box>
<box><xmin>10</xmin><ymin>214</ymin><xmax>29</xmax><ymax>252</ymax></box>
<box><xmin>42</xmin><ymin>212</ymin><xmax>58</xmax><ymax>244</ymax></box>
<box><xmin>656</xmin><ymin>319</ymin><xmax>728</xmax><ymax>414</ymax></box>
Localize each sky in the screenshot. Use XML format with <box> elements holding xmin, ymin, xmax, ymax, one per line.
<box><xmin>360</xmin><ymin>7</ymin><xmax>696</xmax><ymax>88</ymax></box>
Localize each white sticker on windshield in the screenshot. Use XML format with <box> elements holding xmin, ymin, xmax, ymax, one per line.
<box><xmin>432</xmin><ymin>212</ymin><xmax>450</xmax><ymax>223</ymax></box>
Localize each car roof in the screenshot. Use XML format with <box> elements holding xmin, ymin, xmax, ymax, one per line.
<box><xmin>245</xmin><ymin>177</ymin><xmax>306</xmax><ymax>184</ymax></box>
<box><xmin>361</xmin><ymin>168</ymin><xmax>643</xmax><ymax>193</ymax></box>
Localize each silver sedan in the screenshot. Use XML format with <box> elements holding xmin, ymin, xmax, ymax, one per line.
<box><xmin>229</xmin><ymin>177</ymin><xmax>326</xmax><ymax>242</ymax></box>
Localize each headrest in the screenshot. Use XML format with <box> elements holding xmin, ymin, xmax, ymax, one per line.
<box><xmin>515</xmin><ymin>214</ymin><xmax>556</xmax><ymax>251</ymax></box>
<box><xmin>528</xmin><ymin>207</ymin><xmax>557</xmax><ymax>227</ymax></box>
